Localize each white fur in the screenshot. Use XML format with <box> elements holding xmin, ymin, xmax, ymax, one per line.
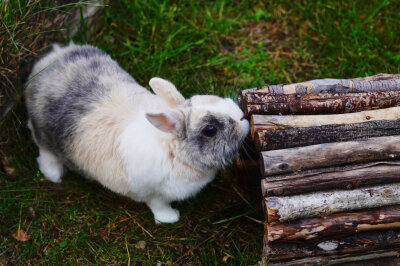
<box><xmin>149</xmin><ymin>77</ymin><xmax>185</xmax><ymax>107</ymax></box>
<box><xmin>70</xmin><ymin>81</ymin><xmax>223</xmax><ymax>223</ymax></box>
<box><xmin>36</xmin><ymin>148</ymin><xmax>64</xmax><ymax>183</ymax></box>
<box><xmin>119</xmin><ymin>109</ymin><xmax>217</xmax><ymax>223</ymax></box>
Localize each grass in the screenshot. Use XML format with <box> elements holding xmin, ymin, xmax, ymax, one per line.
<box><xmin>2</xmin><ymin>0</ymin><xmax>400</xmax><ymax>264</ymax></box>
<box><xmin>0</xmin><ymin>0</ymin><xmax>103</xmax><ymax>118</ymax></box>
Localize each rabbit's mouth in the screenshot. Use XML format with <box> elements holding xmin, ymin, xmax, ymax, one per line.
<box><xmin>211</xmin><ymin>141</ymin><xmax>244</xmax><ymax>169</ymax></box>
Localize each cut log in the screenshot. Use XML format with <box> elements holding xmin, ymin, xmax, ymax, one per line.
<box><xmin>244</xmin><ymin>91</ymin><xmax>400</xmax><ymax>116</ymax></box>
<box><xmin>255</xmin><ymin>118</ymin><xmax>400</xmax><ymax>151</ymax></box>
<box><xmin>238</xmin><ymin>73</ymin><xmax>400</xmax><ymax>111</ymax></box>
<box><xmin>262</xmin><ymin>161</ymin><xmax>400</xmax><ymax>197</ymax></box>
<box><xmin>265</xmin><ymin>229</ymin><xmax>400</xmax><ymax>262</ymax></box>
<box><xmin>251</xmin><ymin>107</ymin><xmax>400</xmax><ymax>139</ymax></box>
<box><xmin>260</xmin><ymin>135</ymin><xmax>400</xmax><ymax>176</ymax></box>
<box><xmin>266</xmin><ymin>250</ymin><xmax>400</xmax><ymax>266</ymax></box>
<box><xmin>266</xmin><ymin>205</ymin><xmax>400</xmax><ymax>242</ymax></box>
<box><xmin>265</xmin><ymin>183</ymin><xmax>400</xmax><ymax>224</ymax></box>
<box><xmin>336</xmin><ymin>255</ymin><xmax>400</xmax><ymax>266</ymax></box>
<box><xmin>238</xmin><ymin>87</ymin><xmax>258</xmax><ymax>110</ymax></box>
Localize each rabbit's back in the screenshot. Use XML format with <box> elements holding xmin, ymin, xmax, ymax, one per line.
<box><xmin>26</xmin><ymin>44</ymin><xmax>143</xmax><ymax>157</ymax></box>
<box><xmin>25</xmin><ymin>44</ymin><xmax>154</xmax><ymax>193</ymax></box>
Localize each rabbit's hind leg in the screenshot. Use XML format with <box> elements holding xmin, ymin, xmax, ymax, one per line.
<box><xmin>36</xmin><ymin>147</ymin><xmax>64</xmax><ymax>183</ymax></box>
<box><xmin>28</xmin><ymin>119</ymin><xmax>64</xmax><ymax>183</ymax></box>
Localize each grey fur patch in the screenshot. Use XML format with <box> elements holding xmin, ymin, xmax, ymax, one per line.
<box><xmin>42</xmin><ymin>74</ymin><xmax>106</xmax><ymax>155</ymax></box>
<box><xmin>29</xmin><ymin>118</ymin><xmax>44</xmax><ymax>144</ymax></box>
<box><xmin>89</xmin><ymin>60</ymin><xmax>101</xmax><ymax>70</ymax></box>
<box><xmin>64</xmin><ymin>46</ymin><xmax>106</xmax><ymax>63</ymax></box>
<box><xmin>25</xmin><ymin>44</ymin><xmax>136</xmax><ymax>163</ymax></box>
<box><xmin>183</xmin><ymin>113</ymin><xmax>244</xmax><ymax>168</ymax></box>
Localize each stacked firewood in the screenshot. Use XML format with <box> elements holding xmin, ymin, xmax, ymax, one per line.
<box><xmin>238</xmin><ymin>74</ymin><xmax>400</xmax><ymax>265</ymax></box>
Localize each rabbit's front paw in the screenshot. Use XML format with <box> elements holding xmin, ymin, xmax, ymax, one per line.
<box><xmin>154</xmin><ymin>207</ymin><xmax>180</xmax><ymax>224</ymax></box>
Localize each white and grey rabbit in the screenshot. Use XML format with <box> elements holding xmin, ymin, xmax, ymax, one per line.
<box><xmin>25</xmin><ymin>43</ymin><xmax>249</xmax><ymax>223</ymax></box>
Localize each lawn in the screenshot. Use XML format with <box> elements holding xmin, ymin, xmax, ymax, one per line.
<box><xmin>2</xmin><ymin>0</ymin><xmax>400</xmax><ymax>264</ymax></box>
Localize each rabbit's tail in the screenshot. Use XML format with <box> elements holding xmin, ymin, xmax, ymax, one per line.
<box><xmin>52</xmin><ymin>40</ymin><xmax>76</xmax><ymax>54</ymax></box>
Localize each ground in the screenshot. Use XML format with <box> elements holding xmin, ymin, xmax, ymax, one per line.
<box><xmin>1</xmin><ymin>0</ymin><xmax>400</xmax><ymax>264</ymax></box>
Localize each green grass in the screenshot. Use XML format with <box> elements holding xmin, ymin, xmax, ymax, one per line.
<box><xmin>2</xmin><ymin>0</ymin><xmax>400</xmax><ymax>264</ymax></box>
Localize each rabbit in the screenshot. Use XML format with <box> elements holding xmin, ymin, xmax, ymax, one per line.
<box><xmin>25</xmin><ymin>43</ymin><xmax>249</xmax><ymax>223</ymax></box>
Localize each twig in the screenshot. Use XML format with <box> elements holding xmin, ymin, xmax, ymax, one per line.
<box><xmin>244</xmin><ymin>215</ymin><xmax>264</xmax><ymax>225</ymax></box>
<box><xmin>125</xmin><ymin>236</ymin><xmax>131</xmax><ymax>266</ymax></box>
<box><xmin>212</xmin><ymin>211</ymin><xmax>251</xmax><ymax>225</ymax></box>
<box><xmin>174</xmin><ymin>234</ymin><xmax>215</xmax><ymax>264</ymax></box>
<box><xmin>232</xmin><ymin>185</ymin><xmax>252</xmax><ymax>209</ymax></box>
<box><xmin>122</xmin><ymin>208</ymin><xmax>154</xmax><ymax>238</ymax></box>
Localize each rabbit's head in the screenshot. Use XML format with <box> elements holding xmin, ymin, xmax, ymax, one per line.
<box><xmin>146</xmin><ymin>78</ymin><xmax>249</xmax><ymax>169</ymax></box>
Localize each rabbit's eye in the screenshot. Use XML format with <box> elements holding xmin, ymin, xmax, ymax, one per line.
<box><xmin>202</xmin><ymin>125</ymin><xmax>217</xmax><ymax>137</ymax></box>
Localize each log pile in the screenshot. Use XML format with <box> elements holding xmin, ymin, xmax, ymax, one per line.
<box><xmin>238</xmin><ymin>73</ymin><xmax>400</xmax><ymax>265</ymax></box>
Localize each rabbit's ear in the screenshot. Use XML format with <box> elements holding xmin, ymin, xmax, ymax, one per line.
<box><xmin>149</xmin><ymin>78</ymin><xmax>185</xmax><ymax>107</ymax></box>
<box><xmin>146</xmin><ymin>110</ymin><xmax>185</xmax><ymax>138</ymax></box>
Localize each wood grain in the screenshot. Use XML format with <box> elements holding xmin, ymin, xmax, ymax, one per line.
<box><xmin>264</xmin><ymin>229</ymin><xmax>400</xmax><ymax>262</ymax></box>
<box><xmin>266</xmin><ymin>205</ymin><xmax>400</xmax><ymax>242</ymax></box>
<box><xmin>244</xmin><ymin>91</ymin><xmax>400</xmax><ymax>116</ymax></box>
<box><xmin>250</xmin><ymin>107</ymin><xmax>400</xmax><ymax>139</ymax></box>
<box><xmin>262</xmin><ymin>161</ymin><xmax>400</xmax><ymax>197</ymax></box>
<box><xmin>260</xmin><ymin>135</ymin><xmax>400</xmax><ymax>176</ymax></box>
<box><xmin>254</xmin><ymin>118</ymin><xmax>400</xmax><ymax>151</ymax></box>
<box><xmin>266</xmin><ymin>250</ymin><xmax>400</xmax><ymax>266</ymax></box>
<box><xmin>239</xmin><ymin>73</ymin><xmax>400</xmax><ymax>112</ymax></box>
<box><xmin>265</xmin><ymin>183</ymin><xmax>400</xmax><ymax>224</ymax></box>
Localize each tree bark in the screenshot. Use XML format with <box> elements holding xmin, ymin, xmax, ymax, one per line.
<box><xmin>238</xmin><ymin>73</ymin><xmax>400</xmax><ymax>111</ymax></box>
<box><xmin>255</xmin><ymin>118</ymin><xmax>400</xmax><ymax>151</ymax></box>
<box><xmin>260</xmin><ymin>135</ymin><xmax>400</xmax><ymax>176</ymax></box>
<box><xmin>244</xmin><ymin>91</ymin><xmax>400</xmax><ymax>116</ymax></box>
<box><xmin>266</xmin><ymin>249</ymin><xmax>400</xmax><ymax>266</ymax></box>
<box><xmin>262</xmin><ymin>161</ymin><xmax>400</xmax><ymax>197</ymax></box>
<box><xmin>265</xmin><ymin>183</ymin><xmax>400</xmax><ymax>224</ymax></box>
<box><xmin>264</xmin><ymin>229</ymin><xmax>400</xmax><ymax>262</ymax></box>
<box><xmin>251</xmin><ymin>107</ymin><xmax>400</xmax><ymax>139</ymax></box>
<box><xmin>266</xmin><ymin>205</ymin><xmax>400</xmax><ymax>242</ymax></box>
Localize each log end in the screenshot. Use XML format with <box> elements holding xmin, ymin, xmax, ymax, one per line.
<box><xmin>266</xmin><ymin>200</ymin><xmax>282</xmax><ymax>225</ymax></box>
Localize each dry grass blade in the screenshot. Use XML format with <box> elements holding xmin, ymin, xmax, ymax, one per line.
<box><xmin>174</xmin><ymin>234</ymin><xmax>216</xmax><ymax>264</ymax></box>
